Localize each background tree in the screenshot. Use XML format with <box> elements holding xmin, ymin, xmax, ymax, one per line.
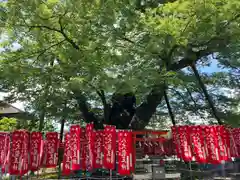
<box><xmin>0</xmin><ymin>0</ymin><xmax>239</xmax><ymax>130</ymax></box>
<box><xmin>0</xmin><ymin>117</ymin><xmax>17</xmax><ymax>131</ymax></box>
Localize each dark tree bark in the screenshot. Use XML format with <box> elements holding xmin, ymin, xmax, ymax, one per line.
<box><xmin>72</xmin><ymin>34</ymin><xmax>222</xmax><ymax>130</ymax></box>
<box><xmin>96</xmin><ymin>90</ymin><xmax>111</xmax><ymax>124</ymax></box>
<box><xmin>73</xmin><ymin>90</ymin><xmax>104</xmax><ymax>129</ymax></box>
<box><xmin>109</xmin><ymin>92</ymin><xmax>136</xmax><ymax>129</ymax></box>
<box><xmin>24</xmin><ymin>4</ymin><xmax>234</xmax><ymax>131</ymax></box>
<box><xmin>74</xmin><ymin>48</ymin><xmax>214</xmax><ymax>130</ymax></box>
<box><xmin>59</xmin><ymin>101</ymin><xmax>68</xmax><ymax>142</ymax></box>
<box><xmin>130</xmin><ymin>84</ymin><xmax>165</xmax><ymax>129</ymax></box>
<box><xmin>163</xmin><ymin>88</ymin><xmax>176</xmax><ymax>125</ymax></box>
<box><xmin>39</xmin><ymin>60</ymin><xmax>54</xmax><ymax>131</ymax></box>
<box><xmin>38</xmin><ymin>108</ymin><xmax>46</xmax><ymax>131</ymax></box>
<box><xmin>191</xmin><ymin>64</ymin><xmax>223</xmax><ymax>125</ymax></box>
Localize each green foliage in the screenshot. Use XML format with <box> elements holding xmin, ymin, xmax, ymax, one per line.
<box><xmin>0</xmin><ymin>117</ymin><xmax>17</xmax><ymax>131</ymax></box>
<box><xmin>0</xmin><ymin>0</ymin><xmax>239</xmax><ymax>128</ymax></box>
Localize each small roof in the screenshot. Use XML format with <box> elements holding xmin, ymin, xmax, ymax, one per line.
<box><xmin>0</xmin><ymin>101</ymin><xmax>24</xmax><ymax>114</ymax></box>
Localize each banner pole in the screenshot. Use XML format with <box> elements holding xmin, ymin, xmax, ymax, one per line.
<box><xmin>0</xmin><ymin>165</ymin><xmax>2</xmax><ymax>180</ymax></box>
<box><xmin>110</xmin><ymin>169</ymin><xmax>112</xmax><ymax>180</ymax></box>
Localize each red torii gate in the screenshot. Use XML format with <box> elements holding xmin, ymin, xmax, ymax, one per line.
<box><xmin>132</xmin><ymin>130</ymin><xmax>170</xmax><ymax>164</ymax></box>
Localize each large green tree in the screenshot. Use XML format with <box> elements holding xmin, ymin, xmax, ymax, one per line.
<box><xmin>0</xmin><ymin>0</ymin><xmax>239</xmax><ymax>130</ymax></box>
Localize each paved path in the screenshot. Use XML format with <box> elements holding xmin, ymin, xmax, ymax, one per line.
<box><xmin>133</xmin><ymin>172</ymin><xmax>180</xmax><ymax>179</ymax></box>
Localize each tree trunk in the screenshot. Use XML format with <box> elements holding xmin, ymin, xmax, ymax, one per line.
<box><xmin>164</xmin><ymin>88</ymin><xmax>176</xmax><ymax>125</ymax></box>
<box><xmin>38</xmin><ymin>108</ymin><xmax>46</xmax><ymax>131</ymax></box>
<box><xmin>130</xmin><ymin>84</ymin><xmax>165</xmax><ymax>130</ymax></box>
<box><xmin>74</xmin><ymin>91</ymin><xmax>104</xmax><ymax>129</ymax></box>
<box><xmin>59</xmin><ymin>101</ymin><xmax>68</xmax><ymax>142</ymax></box>
<box><xmin>74</xmin><ymin>48</ymin><xmax>213</xmax><ymax>129</ymax></box>
<box><xmin>191</xmin><ymin>64</ymin><xmax>223</xmax><ymax>125</ymax></box>
<box><xmin>38</xmin><ymin>60</ymin><xmax>54</xmax><ymax>131</ymax></box>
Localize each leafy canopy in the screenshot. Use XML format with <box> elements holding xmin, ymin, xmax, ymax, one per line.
<box><xmin>0</xmin><ymin>117</ymin><xmax>17</xmax><ymax>131</ymax></box>
<box><xmin>0</xmin><ymin>0</ymin><xmax>239</xmax><ymax>127</ymax></box>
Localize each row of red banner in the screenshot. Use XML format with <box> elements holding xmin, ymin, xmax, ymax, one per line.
<box><xmin>62</xmin><ymin>124</ymin><xmax>134</xmax><ymax>176</ymax></box>
<box><xmin>0</xmin><ymin>130</ymin><xmax>60</xmax><ymax>176</ymax></box>
<box><xmin>0</xmin><ymin>124</ymin><xmax>134</xmax><ymax>176</ymax></box>
<box><xmin>172</xmin><ymin>125</ymin><xmax>240</xmax><ymax>164</ymax></box>
<box><xmin>1</xmin><ymin>125</ymin><xmax>240</xmax><ymax>176</ymax></box>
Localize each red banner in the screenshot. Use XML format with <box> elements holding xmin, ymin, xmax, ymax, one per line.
<box><xmin>177</xmin><ymin>126</ymin><xmax>193</xmax><ymax>162</ymax></box>
<box><xmin>20</xmin><ymin>131</ymin><xmax>29</xmax><ymax>175</ymax></box>
<box><xmin>70</xmin><ymin>125</ymin><xmax>81</xmax><ymax>170</ymax></box>
<box><xmin>93</xmin><ymin>130</ymin><xmax>103</xmax><ymax>169</ymax></box>
<box><xmin>171</xmin><ymin>126</ymin><xmax>182</xmax><ymax>159</ymax></box>
<box><xmin>0</xmin><ymin>133</ymin><xmax>9</xmax><ymax>166</ymax></box>
<box><xmin>86</xmin><ymin>123</ymin><xmax>94</xmax><ymax>171</ymax></box>
<box><xmin>62</xmin><ymin>132</ymin><xmax>71</xmax><ymax>175</ymax></box>
<box><xmin>80</xmin><ymin>129</ymin><xmax>87</xmax><ymax>170</ymax></box>
<box><xmin>215</xmin><ymin>126</ymin><xmax>231</xmax><ymax>161</ymax></box>
<box><xmin>203</xmin><ymin>126</ymin><xmax>221</xmax><ymax>164</ymax></box>
<box><xmin>128</xmin><ymin>131</ymin><xmax>134</xmax><ymax>172</ymax></box>
<box><xmin>9</xmin><ymin>130</ymin><xmax>29</xmax><ymax>175</ymax></box>
<box><xmin>44</xmin><ymin>132</ymin><xmax>59</xmax><ymax>168</ymax></box>
<box><xmin>30</xmin><ymin>132</ymin><xmax>43</xmax><ymax>171</ymax></box>
<box><xmin>229</xmin><ymin>128</ymin><xmax>240</xmax><ymax>157</ymax></box>
<box><xmin>1</xmin><ymin>134</ymin><xmax>10</xmax><ymax>174</ymax></box>
<box><xmin>103</xmin><ymin>125</ymin><xmax>116</xmax><ymax>170</ymax></box>
<box><xmin>117</xmin><ymin>130</ymin><xmax>132</xmax><ymax>176</ymax></box>
<box><xmin>189</xmin><ymin>126</ymin><xmax>207</xmax><ymax>163</ymax></box>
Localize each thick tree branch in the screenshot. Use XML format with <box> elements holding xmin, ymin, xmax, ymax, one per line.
<box><xmin>133</xmin><ymin>41</ymin><xmax>220</xmax><ymax>129</ymax></box>
<box><xmin>35</xmin><ymin>40</ymin><xmax>66</xmax><ymax>61</ymax></box>
<box><xmin>191</xmin><ymin>64</ymin><xmax>223</xmax><ymax>125</ymax></box>
<box><xmin>39</xmin><ymin>60</ymin><xmax>54</xmax><ymax>131</ymax></box>
<box><xmin>96</xmin><ymin>89</ymin><xmax>110</xmax><ymax>123</ymax></box>
<box><xmin>185</xmin><ymin>87</ymin><xmax>199</xmax><ymax>109</ymax></box>
<box><xmin>20</xmin><ymin>24</ymin><xmax>80</xmax><ymax>50</ymax></box>
<box><xmin>73</xmin><ymin>90</ymin><xmax>104</xmax><ymax>129</ymax></box>
<box><xmin>59</xmin><ymin>100</ymin><xmax>67</xmax><ymax>142</ymax></box>
<box><xmin>169</xmin><ymin>48</ymin><xmax>212</xmax><ymax>71</ymax></box>
<box><xmin>185</xmin><ymin>87</ymin><xmax>207</xmax><ymax>119</ymax></box>
<box><xmin>132</xmin><ymin>84</ymin><xmax>165</xmax><ymax>129</ymax></box>
<box><xmin>9</xmin><ymin>40</ymin><xmax>65</xmax><ymax>63</ymax></box>
<box><xmin>163</xmin><ymin>87</ymin><xmax>175</xmax><ymax>125</ymax></box>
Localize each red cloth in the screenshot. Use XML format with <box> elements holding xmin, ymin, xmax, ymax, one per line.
<box><xmin>171</xmin><ymin>126</ymin><xmax>182</xmax><ymax>159</ymax></box>
<box><xmin>189</xmin><ymin>126</ymin><xmax>207</xmax><ymax>163</ymax></box>
<box><xmin>117</xmin><ymin>130</ymin><xmax>133</xmax><ymax>175</ymax></box>
<box><xmin>128</xmin><ymin>131</ymin><xmax>134</xmax><ymax>172</ymax></box>
<box><xmin>44</xmin><ymin>132</ymin><xmax>59</xmax><ymax>168</ymax></box>
<box><xmin>229</xmin><ymin>128</ymin><xmax>240</xmax><ymax>157</ymax></box>
<box><xmin>30</xmin><ymin>132</ymin><xmax>43</xmax><ymax>171</ymax></box>
<box><xmin>0</xmin><ymin>133</ymin><xmax>9</xmax><ymax>166</ymax></box>
<box><xmin>80</xmin><ymin>129</ymin><xmax>87</xmax><ymax>170</ymax></box>
<box><xmin>93</xmin><ymin>130</ymin><xmax>103</xmax><ymax>169</ymax></box>
<box><xmin>70</xmin><ymin>125</ymin><xmax>81</xmax><ymax>170</ymax></box>
<box><xmin>103</xmin><ymin>125</ymin><xmax>116</xmax><ymax>170</ymax></box>
<box><xmin>1</xmin><ymin>134</ymin><xmax>10</xmax><ymax>174</ymax></box>
<box><xmin>9</xmin><ymin>130</ymin><xmax>29</xmax><ymax>175</ymax></box>
<box><xmin>178</xmin><ymin>126</ymin><xmax>193</xmax><ymax>162</ymax></box>
<box><xmin>62</xmin><ymin>132</ymin><xmax>71</xmax><ymax>175</ymax></box>
<box><xmin>172</xmin><ymin>126</ymin><xmax>193</xmax><ymax>162</ymax></box>
<box><xmin>203</xmin><ymin>126</ymin><xmax>221</xmax><ymax>164</ymax></box>
<box><xmin>215</xmin><ymin>126</ymin><xmax>231</xmax><ymax>161</ymax></box>
<box><xmin>86</xmin><ymin>123</ymin><xmax>94</xmax><ymax>171</ymax></box>
<box><xmin>21</xmin><ymin>131</ymin><xmax>29</xmax><ymax>175</ymax></box>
